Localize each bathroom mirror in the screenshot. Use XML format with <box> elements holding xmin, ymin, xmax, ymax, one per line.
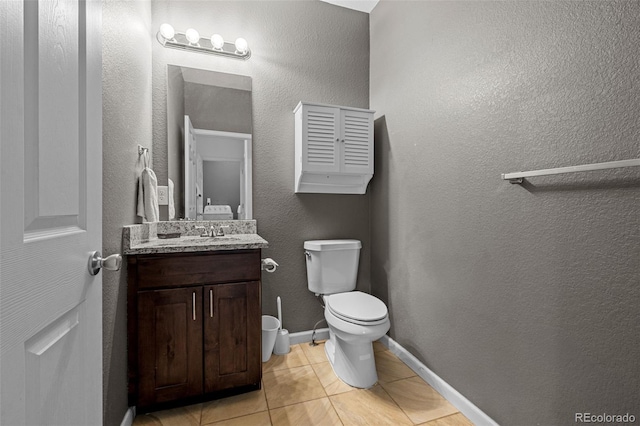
<box><xmin>166</xmin><ymin>65</ymin><xmax>252</xmax><ymax>220</ymax></box>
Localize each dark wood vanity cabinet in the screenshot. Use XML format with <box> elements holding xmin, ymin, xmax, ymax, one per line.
<box><xmin>127</xmin><ymin>250</ymin><xmax>262</xmax><ymax>410</ymax></box>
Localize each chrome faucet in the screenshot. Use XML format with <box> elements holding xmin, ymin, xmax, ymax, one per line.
<box><xmin>195</xmin><ymin>225</ymin><xmax>230</xmax><ymax>237</ymax></box>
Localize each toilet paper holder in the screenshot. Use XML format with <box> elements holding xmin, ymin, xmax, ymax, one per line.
<box><xmin>261</xmin><ymin>258</ymin><xmax>279</xmax><ymax>273</ymax></box>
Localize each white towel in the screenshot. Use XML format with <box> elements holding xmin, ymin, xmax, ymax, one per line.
<box><xmin>137</xmin><ymin>167</ymin><xmax>159</xmax><ymax>222</ymax></box>
<box><xmin>168</xmin><ymin>178</ymin><xmax>175</xmax><ymax>220</ymax></box>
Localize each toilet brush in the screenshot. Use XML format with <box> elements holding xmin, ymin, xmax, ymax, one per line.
<box><xmin>274</xmin><ymin>296</ymin><xmax>290</xmax><ymax>355</ymax></box>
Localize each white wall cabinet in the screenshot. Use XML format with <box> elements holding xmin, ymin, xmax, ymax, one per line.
<box><xmin>294</xmin><ymin>102</ymin><xmax>375</xmax><ymax>194</ymax></box>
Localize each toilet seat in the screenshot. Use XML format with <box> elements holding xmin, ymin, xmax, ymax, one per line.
<box><xmin>325</xmin><ymin>291</ymin><xmax>388</xmax><ymax>326</ymax></box>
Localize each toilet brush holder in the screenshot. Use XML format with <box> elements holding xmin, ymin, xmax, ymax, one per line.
<box><xmin>274</xmin><ymin>329</ymin><xmax>290</xmax><ymax>355</ymax></box>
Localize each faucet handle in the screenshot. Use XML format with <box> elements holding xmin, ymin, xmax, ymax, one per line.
<box><xmin>194</xmin><ymin>226</ymin><xmax>208</xmax><ymax>237</ymax></box>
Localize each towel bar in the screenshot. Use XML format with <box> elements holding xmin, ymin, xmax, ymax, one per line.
<box><xmin>502</xmin><ymin>158</ymin><xmax>640</xmax><ymax>184</ymax></box>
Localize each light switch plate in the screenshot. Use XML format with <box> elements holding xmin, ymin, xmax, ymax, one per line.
<box><xmin>157</xmin><ymin>186</ymin><xmax>169</xmax><ymax>205</ymax></box>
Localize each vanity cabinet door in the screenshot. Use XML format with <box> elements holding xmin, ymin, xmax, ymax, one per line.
<box><xmin>204</xmin><ymin>281</ymin><xmax>261</xmax><ymax>392</ymax></box>
<box><xmin>137</xmin><ymin>287</ymin><xmax>203</xmax><ymax>407</ymax></box>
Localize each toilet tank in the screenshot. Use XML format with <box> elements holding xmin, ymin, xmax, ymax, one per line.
<box><xmin>304</xmin><ymin>240</ymin><xmax>361</xmax><ymax>295</ymax></box>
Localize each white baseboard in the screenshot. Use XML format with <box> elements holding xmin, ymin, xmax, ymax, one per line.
<box><xmin>289</xmin><ymin>327</ymin><xmax>329</xmax><ymax>345</ymax></box>
<box><xmin>379</xmin><ymin>335</ymin><xmax>498</xmax><ymax>426</ymax></box>
<box><xmin>120</xmin><ymin>406</ymin><xmax>135</xmax><ymax>426</ymax></box>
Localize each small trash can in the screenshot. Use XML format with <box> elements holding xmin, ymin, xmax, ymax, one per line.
<box><xmin>262</xmin><ymin>315</ymin><xmax>280</xmax><ymax>362</ymax></box>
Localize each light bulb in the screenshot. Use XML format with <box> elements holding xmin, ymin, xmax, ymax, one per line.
<box><xmin>211</xmin><ymin>34</ymin><xmax>224</xmax><ymax>50</ymax></box>
<box><xmin>185</xmin><ymin>28</ymin><xmax>200</xmax><ymax>44</ymax></box>
<box><xmin>159</xmin><ymin>23</ymin><xmax>175</xmax><ymax>40</ymax></box>
<box><xmin>234</xmin><ymin>37</ymin><xmax>248</xmax><ymax>54</ymax></box>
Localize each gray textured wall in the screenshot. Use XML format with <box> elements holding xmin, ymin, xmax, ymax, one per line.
<box><xmin>102</xmin><ymin>0</ymin><xmax>152</xmax><ymax>424</ymax></box>
<box><xmin>370</xmin><ymin>1</ymin><xmax>640</xmax><ymax>424</ymax></box>
<box><xmin>184</xmin><ymin>83</ymin><xmax>252</xmax><ymax>134</ymax></box>
<box><xmin>203</xmin><ymin>161</ymin><xmax>242</xmax><ymax>216</ymax></box>
<box><xmin>152</xmin><ymin>1</ymin><xmax>371</xmax><ymax>330</ymax></box>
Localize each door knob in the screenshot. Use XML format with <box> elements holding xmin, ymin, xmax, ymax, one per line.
<box><xmin>88</xmin><ymin>251</ymin><xmax>122</xmax><ymax>276</ymax></box>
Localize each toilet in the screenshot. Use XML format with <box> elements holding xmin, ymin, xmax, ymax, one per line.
<box><xmin>203</xmin><ymin>204</ymin><xmax>233</xmax><ymax>220</ymax></box>
<box><xmin>304</xmin><ymin>239</ymin><xmax>390</xmax><ymax>388</ymax></box>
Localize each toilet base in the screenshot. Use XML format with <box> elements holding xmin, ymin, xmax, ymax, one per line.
<box><xmin>324</xmin><ymin>331</ymin><xmax>378</xmax><ymax>389</ymax></box>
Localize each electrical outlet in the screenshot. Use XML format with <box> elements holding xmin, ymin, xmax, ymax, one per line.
<box><xmin>157</xmin><ymin>186</ymin><xmax>169</xmax><ymax>205</ymax></box>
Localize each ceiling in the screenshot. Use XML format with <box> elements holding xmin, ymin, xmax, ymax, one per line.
<box><xmin>319</xmin><ymin>0</ymin><xmax>380</xmax><ymax>14</ymax></box>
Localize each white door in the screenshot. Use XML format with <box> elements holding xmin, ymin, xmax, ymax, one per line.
<box><xmin>242</xmin><ymin>137</ymin><xmax>253</xmax><ymax>220</ymax></box>
<box><xmin>239</xmin><ymin>159</ymin><xmax>246</xmax><ymax>220</ymax></box>
<box><xmin>185</xmin><ymin>115</ymin><xmax>197</xmax><ymax>219</ymax></box>
<box><xmin>196</xmin><ymin>153</ymin><xmax>204</xmax><ymax>215</ymax></box>
<box><xmin>0</xmin><ymin>1</ymin><xmax>103</xmax><ymax>425</ymax></box>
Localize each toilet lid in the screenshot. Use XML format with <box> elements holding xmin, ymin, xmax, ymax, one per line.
<box><xmin>326</xmin><ymin>291</ymin><xmax>388</xmax><ymax>323</ymax></box>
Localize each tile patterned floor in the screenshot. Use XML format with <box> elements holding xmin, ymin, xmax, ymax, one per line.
<box><xmin>132</xmin><ymin>341</ymin><xmax>473</xmax><ymax>426</ymax></box>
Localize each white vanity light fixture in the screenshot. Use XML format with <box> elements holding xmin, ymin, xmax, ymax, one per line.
<box><xmin>156</xmin><ymin>23</ymin><xmax>251</xmax><ymax>60</ymax></box>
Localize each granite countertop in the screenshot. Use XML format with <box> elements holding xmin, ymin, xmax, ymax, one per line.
<box><xmin>123</xmin><ymin>220</ymin><xmax>268</xmax><ymax>255</ymax></box>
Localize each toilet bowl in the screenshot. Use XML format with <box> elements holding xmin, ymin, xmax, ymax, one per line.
<box><xmin>304</xmin><ymin>240</ymin><xmax>390</xmax><ymax>389</ymax></box>
<box><xmin>323</xmin><ymin>291</ymin><xmax>390</xmax><ymax>388</ymax></box>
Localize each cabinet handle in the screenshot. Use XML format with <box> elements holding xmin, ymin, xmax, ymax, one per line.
<box><xmin>192</xmin><ymin>292</ymin><xmax>196</xmax><ymax>321</ymax></box>
<box><xmin>209</xmin><ymin>289</ymin><xmax>213</xmax><ymax>318</ymax></box>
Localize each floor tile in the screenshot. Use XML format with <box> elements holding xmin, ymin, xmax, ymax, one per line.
<box><xmin>132</xmin><ymin>415</ymin><xmax>163</xmax><ymax>426</ymax></box>
<box><xmin>205</xmin><ymin>411</ymin><xmax>272</xmax><ymax>426</ymax></box>
<box><xmin>263</xmin><ymin>365</ymin><xmax>327</xmax><ymax>409</ymax></box>
<box><xmin>201</xmin><ymin>387</ymin><xmax>268</xmax><ymax>424</ymax></box>
<box><xmin>133</xmin><ymin>403</ymin><xmax>202</xmax><ymax>426</ymax></box>
<box><xmin>311</xmin><ymin>361</ymin><xmax>355</xmax><ymax>396</ymax></box>
<box><xmin>373</xmin><ymin>340</ymin><xmax>388</xmax><ymax>352</ymax></box>
<box><xmin>131</xmin><ymin>341</ymin><xmax>471</xmax><ymax>426</ymax></box>
<box><xmin>420</xmin><ymin>412</ymin><xmax>474</xmax><ymax>426</ymax></box>
<box><xmin>374</xmin><ymin>350</ymin><xmax>417</xmax><ymax>383</ymax></box>
<box><xmin>382</xmin><ymin>376</ymin><xmax>458</xmax><ymax>424</ymax></box>
<box><xmin>300</xmin><ymin>340</ymin><xmax>328</xmax><ymax>364</ymax></box>
<box><xmin>263</xmin><ymin>344</ymin><xmax>310</xmax><ymax>373</ymax></box>
<box><xmin>329</xmin><ymin>384</ymin><xmax>413</xmax><ymax>425</ymax></box>
<box><xmin>270</xmin><ymin>398</ymin><xmax>342</xmax><ymax>426</ymax></box>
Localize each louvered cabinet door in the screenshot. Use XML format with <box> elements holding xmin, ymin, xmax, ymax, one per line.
<box><xmin>340</xmin><ymin>109</ymin><xmax>373</xmax><ymax>175</ymax></box>
<box><xmin>302</xmin><ymin>105</ymin><xmax>341</xmax><ymax>173</ymax></box>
